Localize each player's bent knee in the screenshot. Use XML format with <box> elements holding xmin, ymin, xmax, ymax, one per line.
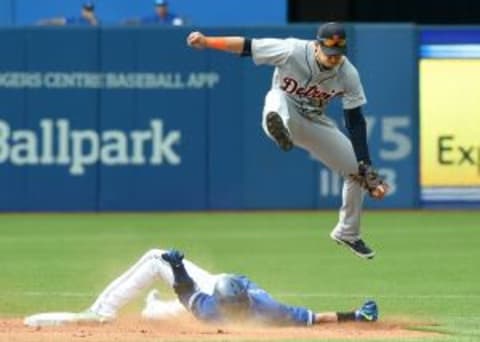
<box><xmin>142</xmin><ymin>249</ymin><xmax>166</xmax><ymax>261</ymax></box>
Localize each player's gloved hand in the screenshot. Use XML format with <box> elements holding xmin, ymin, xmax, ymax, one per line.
<box><xmin>351</xmin><ymin>162</ymin><xmax>389</xmax><ymax>199</ymax></box>
<box><xmin>355</xmin><ymin>300</ymin><xmax>378</xmax><ymax>322</ymax></box>
<box><xmin>161</xmin><ymin>249</ymin><xmax>184</xmax><ymax>268</ymax></box>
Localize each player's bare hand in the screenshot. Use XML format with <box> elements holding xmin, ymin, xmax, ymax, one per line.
<box><xmin>370</xmin><ymin>182</ymin><xmax>389</xmax><ymax>199</ymax></box>
<box><xmin>187</xmin><ymin>31</ymin><xmax>207</xmax><ymax>49</ymax></box>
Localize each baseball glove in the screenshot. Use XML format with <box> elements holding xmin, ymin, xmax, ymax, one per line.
<box><xmin>350</xmin><ymin>162</ymin><xmax>389</xmax><ymax>199</ymax></box>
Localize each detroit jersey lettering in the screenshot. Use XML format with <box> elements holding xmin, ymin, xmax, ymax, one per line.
<box><xmin>252</xmin><ymin>38</ymin><xmax>366</xmax><ymax>120</ymax></box>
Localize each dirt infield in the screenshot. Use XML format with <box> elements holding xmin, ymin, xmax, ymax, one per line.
<box><xmin>1</xmin><ymin>315</ymin><xmax>440</xmax><ymax>342</ymax></box>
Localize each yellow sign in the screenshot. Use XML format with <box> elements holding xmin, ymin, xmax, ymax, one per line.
<box><xmin>420</xmin><ymin>59</ymin><xmax>480</xmax><ymax>186</ymax></box>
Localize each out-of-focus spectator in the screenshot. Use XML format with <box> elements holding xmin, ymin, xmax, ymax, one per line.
<box><xmin>37</xmin><ymin>2</ymin><xmax>99</xmax><ymax>26</ymax></box>
<box><xmin>125</xmin><ymin>0</ymin><xmax>184</xmax><ymax>26</ymax></box>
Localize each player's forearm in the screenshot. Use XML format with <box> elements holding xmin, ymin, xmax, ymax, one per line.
<box><xmin>314</xmin><ymin>311</ymin><xmax>360</xmax><ymax>324</ymax></box>
<box><xmin>187</xmin><ymin>32</ymin><xmax>250</xmax><ymax>55</ymax></box>
<box><xmin>313</xmin><ymin>312</ymin><xmax>338</xmax><ymax>324</ymax></box>
<box><xmin>204</xmin><ymin>37</ymin><xmax>245</xmax><ymax>54</ymax></box>
<box><xmin>344</xmin><ymin>106</ymin><xmax>371</xmax><ymax>165</ymax></box>
<box><xmin>169</xmin><ymin>263</ymin><xmax>196</xmax><ymax>307</ymax></box>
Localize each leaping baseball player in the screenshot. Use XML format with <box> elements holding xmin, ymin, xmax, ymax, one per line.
<box><xmin>186</xmin><ymin>22</ymin><xmax>389</xmax><ymax>259</ymax></box>
<box><xmin>24</xmin><ymin>248</ymin><xmax>378</xmax><ymax>327</ymax></box>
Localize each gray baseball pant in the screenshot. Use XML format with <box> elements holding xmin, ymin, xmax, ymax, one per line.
<box><xmin>262</xmin><ymin>89</ymin><xmax>365</xmax><ymax>242</ymax></box>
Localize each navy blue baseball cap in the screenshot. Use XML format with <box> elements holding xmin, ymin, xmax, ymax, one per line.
<box><xmin>155</xmin><ymin>0</ymin><xmax>168</xmax><ymax>6</ymax></box>
<box><xmin>82</xmin><ymin>1</ymin><xmax>95</xmax><ymax>11</ymax></box>
<box><xmin>316</xmin><ymin>22</ymin><xmax>347</xmax><ymax>56</ymax></box>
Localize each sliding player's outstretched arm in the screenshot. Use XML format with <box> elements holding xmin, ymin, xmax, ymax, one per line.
<box><xmin>161</xmin><ymin>249</ymin><xmax>220</xmax><ymax>322</ymax></box>
<box><xmin>161</xmin><ymin>249</ymin><xmax>196</xmax><ymax>306</ymax></box>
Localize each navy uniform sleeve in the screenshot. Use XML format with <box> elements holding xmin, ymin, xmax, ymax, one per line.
<box><xmin>187</xmin><ymin>292</ymin><xmax>221</xmax><ymax>322</ymax></box>
<box><xmin>249</xmin><ymin>289</ymin><xmax>314</xmax><ymax>326</ymax></box>
<box><xmin>344</xmin><ymin>106</ymin><xmax>371</xmax><ymax>164</ymax></box>
<box><xmin>166</xmin><ymin>259</ymin><xmax>221</xmax><ymax>322</ymax></box>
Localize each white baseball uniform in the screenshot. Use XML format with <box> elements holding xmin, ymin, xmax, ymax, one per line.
<box><xmin>253</xmin><ymin>38</ymin><xmax>367</xmax><ymax>241</ymax></box>
<box><xmin>89</xmin><ymin>249</ymin><xmax>219</xmax><ymax>319</ymax></box>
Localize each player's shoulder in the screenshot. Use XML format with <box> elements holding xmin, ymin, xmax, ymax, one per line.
<box><xmin>278</xmin><ymin>38</ymin><xmax>314</xmax><ymax>59</ymax></box>
<box><xmin>339</xmin><ymin>56</ymin><xmax>356</xmax><ymax>70</ymax></box>
<box><xmin>283</xmin><ymin>37</ymin><xmax>311</xmax><ymax>50</ymax></box>
<box><xmin>252</xmin><ymin>37</ymin><xmax>308</xmax><ymax>48</ymax></box>
<box><xmin>338</xmin><ymin>56</ymin><xmax>360</xmax><ymax>77</ymax></box>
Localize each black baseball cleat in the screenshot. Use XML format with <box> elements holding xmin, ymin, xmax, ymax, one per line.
<box><xmin>266</xmin><ymin>112</ymin><xmax>293</xmax><ymax>151</ymax></box>
<box><xmin>330</xmin><ymin>233</ymin><xmax>376</xmax><ymax>259</ymax></box>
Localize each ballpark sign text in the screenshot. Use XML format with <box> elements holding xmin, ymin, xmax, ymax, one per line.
<box><xmin>0</xmin><ymin>119</ymin><xmax>181</xmax><ymax>175</ymax></box>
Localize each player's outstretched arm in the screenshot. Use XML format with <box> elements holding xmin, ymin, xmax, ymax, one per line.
<box><xmin>314</xmin><ymin>312</ymin><xmax>339</xmax><ymax>323</ymax></box>
<box><xmin>161</xmin><ymin>249</ymin><xmax>197</xmax><ymax>307</ymax></box>
<box><xmin>187</xmin><ymin>31</ymin><xmax>247</xmax><ymax>54</ymax></box>
<box><xmin>314</xmin><ymin>300</ymin><xmax>379</xmax><ymax>324</ymax></box>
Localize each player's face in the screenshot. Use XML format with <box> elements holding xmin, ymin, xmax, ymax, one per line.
<box><xmin>82</xmin><ymin>8</ymin><xmax>94</xmax><ymax>19</ymax></box>
<box><xmin>155</xmin><ymin>5</ymin><xmax>168</xmax><ymax>17</ymax></box>
<box><xmin>314</xmin><ymin>43</ymin><xmax>344</xmax><ymax>68</ymax></box>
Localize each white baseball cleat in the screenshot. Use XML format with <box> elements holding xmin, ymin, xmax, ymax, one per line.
<box><xmin>141</xmin><ymin>289</ymin><xmax>185</xmax><ymax>320</ymax></box>
<box><xmin>73</xmin><ymin>310</ymin><xmax>112</xmax><ymax>323</ymax></box>
<box><xmin>24</xmin><ymin>310</ymin><xmax>111</xmax><ymax>327</ymax></box>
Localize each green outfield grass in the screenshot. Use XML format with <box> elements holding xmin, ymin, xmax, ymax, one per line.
<box><xmin>0</xmin><ymin>210</ymin><xmax>479</xmax><ymax>341</ymax></box>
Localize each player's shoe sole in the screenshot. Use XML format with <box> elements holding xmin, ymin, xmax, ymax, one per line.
<box><xmin>330</xmin><ymin>232</ymin><xmax>375</xmax><ymax>259</ymax></box>
<box><xmin>266</xmin><ymin>112</ymin><xmax>293</xmax><ymax>151</ymax></box>
<box><xmin>24</xmin><ymin>310</ymin><xmax>110</xmax><ymax>327</ymax></box>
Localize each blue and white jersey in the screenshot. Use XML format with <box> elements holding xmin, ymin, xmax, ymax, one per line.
<box><xmin>65</xmin><ymin>16</ymin><xmax>95</xmax><ymax>26</ymax></box>
<box><xmin>140</xmin><ymin>13</ymin><xmax>183</xmax><ymax>26</ymax></box>
<box><xmin>186</xmin><ymin>275</ymin><xmax>314</xmax><ymax>326</ymax></box>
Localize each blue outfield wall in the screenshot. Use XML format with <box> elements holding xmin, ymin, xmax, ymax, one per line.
<box><xmin>0</xmin><ymin>1</ymin><xmax>14</xmax><ymax>26</ymax></box>
<box><xmin>0</xmin><ymin>24</ymin><xmax>418</xmax><ymax>211</ymax></box>
<box><xmin>3</xmin><ymin>0</ymin><xmax>287</xmax><ymax>26</ymax></box>
<box><xmin>351</xmin><ymin>24</ymin><xmax>419</xmax><ymax>209</ymax></box>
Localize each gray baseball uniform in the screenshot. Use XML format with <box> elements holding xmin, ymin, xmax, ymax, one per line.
<box><xmin>252</xmin><ymin>38</ymin><xmax>367</xmax><ymax>242</ymax></box>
